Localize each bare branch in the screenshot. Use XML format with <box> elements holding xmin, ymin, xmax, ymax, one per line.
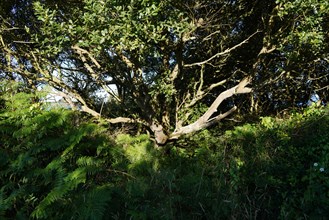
<box><xmin>50</xmin><ymin>89</ymin><xmax>147</xmax><ymax>126</ymax></box>
<box><xmin>206</xmin><ymin>106</ymin><xmax>238</xmax><ymax>127</ymax></box>
<box><xmin>1</xmin><ymin>27</ymin><xmax>21</xmax><ymax>31</ymax></box>
<box><xmin>206</xmin><ymin>79</ymin><xmax>227</xmax><ymax>92</ymax></box>
<box><xmin>258</xmin><ymin>46</ymin><xmax>276</xmax><ymax>56</ymax></box>
<box><xmin>202</xmin><ymin>30</ymin><xmax>222</xmax><ymax>42</ymax></box>
<box><xmin>200</xmin><ymin>77</ymin><xmax>251</xmax><ymax>122</ymax></box>
<box><xmin>185</xmin><ymin>79</ymin><xmax>228</xmax><ymax>108</ymax></box>
<box><xmin>314</xmin><ymin>85</ymin><xmax>329</xmax><ymax>92</ymax></box>
<box><xmin>72</xmin><ymin>45</ymin><xmax>101</xmax><ymax>68</ymax></box>
<box><xmin>183</xmin><ymin>69</ymin><xmax>241</xmax><ymax>109</ymax></box>
<box><xmin>50</xmin><ymin>90</ymin><xmax>78</xmax><ymax>110</ymax></box>
<box><xmin>105</xmin><ymin>117</ymin><xmax>146</xmax><ymax>124</ymax></box>
<box><xmin>80</xmin><ymin>105</ymin><xmax>101</xmax><ymax>117</ymax></box>
<box><xmin>169</xmin><ymin>77</ymin><xmax>252</xmax><ymax>140</ymax></box>
<box><xmin>184</xmin><ymin>31</ymin><xmax>261</xmax><ymax>67</ymax></box>
<box><xmin>71</xmin><ymin>45</ymin><xmax>122</xmax><ymax>102</ymax></box>
<box><xmin>12</xmin><ymin>41</ymin><xmax>35</xmax><ymax>44</ymax></box>
<box><xmin>169</xmin><ymin>63</ymin><xmax>179</xmax><ymax>81</ymax></box>
<box><xmin>117</xmin><ymin>51</ymin><xmax>143</xmax><ymax>77</ymax></box>
<box><xmin>309</xmin><ymin>73</ymin><xmax>329</xmax><ymax>81</ymax></box>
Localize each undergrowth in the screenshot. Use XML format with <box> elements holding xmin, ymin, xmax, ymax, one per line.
<box><xmin>1</xmin><ymin>81</ymin><xmax>329</xmax><ymax>219</ymax></box>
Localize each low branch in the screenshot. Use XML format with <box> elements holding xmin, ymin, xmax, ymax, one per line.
<box><xmin>205</xmin><ymin>106</ymin><xmax>237</xmax><ymax>127</ymax></box>
<box><xmin>105</xmin><ymin>117</ymin><xmax>147</xmax><ymax>125</ymax></box>
<box><xmin>169</xmin><ymin>77</ymin><xmax>252</xmax><ymax>140</ymax></box>
<box><xmin>12</xmin><ymin>41</ymin><xmax>35</xmax><ymax>44</ymax></box>
<box><xmin>50</xmin><ymin>91</ymin><xmax>78</xmax><ymax>110</ymax></box>
<box><xmin>51</xmin><ymin>89</ymin><xmax>148</xmax><ymax>125</ymax></box>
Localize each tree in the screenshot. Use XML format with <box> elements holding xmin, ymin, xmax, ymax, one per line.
<box><xmin>250</xmin><ymin>0</ymin><xmax>329</xmax><ymax>114</ymax></box>
<box><xmin>1</xmin><ymin>0</ymin><xmax>328</xmax><ymax>144</ymax></box>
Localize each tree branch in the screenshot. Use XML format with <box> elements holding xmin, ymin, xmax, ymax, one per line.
<box><xmin>184</xmin><ymin>31</ymin><xmax>261</xmax><ymax>67</ymax></box>
<box><xmin>71</xmin><ymin>45</ymin><xmax>121</xmax><ymax>102</ymax></box>
<box><xmin>71</xmin><ymin>45</ymin><xmax>101</xmax><ymax>68</ymax></box>
<box><xmin>169</xmin><ymin>63</ymin><xmax>179</xmax><ymax>81</ymax></box>
<box><xmin>169</xmin><ymin>77</ymin><xmax>252</xmax><ymax>140</ymax></box>
<box><xmin>105</xmin><ymin>117</ymin><xmax>147</xmax><ymax>125</ymax></box>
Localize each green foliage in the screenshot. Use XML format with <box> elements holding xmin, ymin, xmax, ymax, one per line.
<box><xmin>222</xmin><ymin>105</ymin><xmax>329</xmax><ymax>218</ymax></box>
<box><xmin>2</xmin><ymin>81</ymin><xmax>329</xmax><ymax>219</ymax></box>
<box><xmin>115</xmin><ymin>133</ymin><xmax>233</xmax><ymax>219</ymax></box>
<box><xmin>276</xmin><ymin>0</ymin><xmax>329</xmax><ymax>52</ymax></box>
<box><xmin>0</xmin><ymin>83</ymin><xmax>117</xmax><ymax>219</ymax></box>
<box><xmin>32</xmin><ymin>0</ymin><xmax>191</xmax><ymax>56</ymax></box>
<box><xmin>2</xmin><ymin>0</ymin><xmax>328</xmax><ymax>140</ymax></box>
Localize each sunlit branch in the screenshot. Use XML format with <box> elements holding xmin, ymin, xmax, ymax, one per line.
<box><xmin>184</xmin><ymin>31</ymin><xmax>261</xmax><ymax>67</ymax></box>
<box><xmin>170</xmin><ymin>77</ymin><xmax>252</xmax><ymax>140</ymax></box>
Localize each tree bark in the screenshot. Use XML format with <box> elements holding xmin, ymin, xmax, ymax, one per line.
<box><xmin>165</xmin><ymin>77</ymin><xmax>252</xmax><ymax>143</ymax></box>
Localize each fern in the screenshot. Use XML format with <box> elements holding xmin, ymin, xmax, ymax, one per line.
<box><xmin>75</xmin><ymin>186</ymin><xmax>113</xmax><ymax>220</ymax></box>
<box><xmin>76</xmin><ymin>156</ymin><xmax>105</xmax><ymax>167</ymax></box>
<box><xmin>32</xmin><ymin>169</ymin><xmax>66</xmax><ymax>209</ymax></box>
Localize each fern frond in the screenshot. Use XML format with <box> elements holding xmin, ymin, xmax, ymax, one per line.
<box><xmin>64</xmin><ymin>167</ymin><xmax>87</xmax><ymax>189</ymax></box>
<box><xmin>77</xmin><ymin>186</ymin><xmax>113</xmax><ymax>220</ymax></box>
<box><xmin>76</xmin><ymin>156</ymin><xmax>105</xmax><ymax>167</ymax></box>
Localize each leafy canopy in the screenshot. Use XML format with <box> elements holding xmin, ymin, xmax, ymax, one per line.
<box><xmin>0</xmin><ymin>0</ymin><xmax>328</xmax><ymax>144</ymax></box>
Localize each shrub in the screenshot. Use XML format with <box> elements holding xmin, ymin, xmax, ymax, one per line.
<box><xmin>1</xmin><ymin>81</ymin><xmax>329</xmax><ymax>219</ymax></box>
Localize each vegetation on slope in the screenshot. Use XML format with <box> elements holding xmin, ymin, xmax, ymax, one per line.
<box><xmin>1</xmin><ymin>83</ymin><xmax>329</xmax><ymax>219</ymax></box>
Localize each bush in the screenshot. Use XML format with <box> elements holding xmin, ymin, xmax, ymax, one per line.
<box><xmin>221</xmin><ymin>105</ymin><xmax>329</xmax><ymax>218</ymax></box>
<box><xmin>1</xmin><ymin>82</ymin><xmax>329</xmax><ymax>219</ymax></box>
<box><xmin>0</xmin><ymin>84</ymin><xmax>120</xmax><ymax>219</ymax></box>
